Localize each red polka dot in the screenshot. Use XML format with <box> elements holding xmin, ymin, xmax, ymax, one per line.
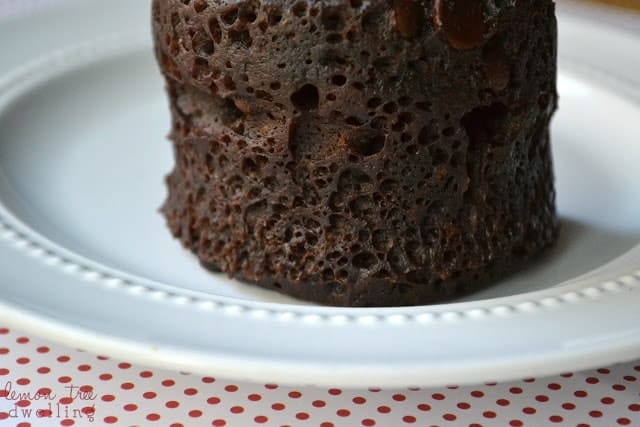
<box><xmin>101</xmin><ymin>394</ymin><xmax>115</xmax><ymax>402</ymax></box>
<box><xmin>143</xmin><ymin>391</ymin><xmax>157</xmax><ymax>399</ymax></box>
<box><xmin>57</xmin><ymin>356</ymin><xmax>70</xmax><ymax>363</ymax></box>
<box><xmin>165</xmin><ymin>400</ymin><xmax>179</xmax><ymax>408</ymax></box>
<box><xmin>550</xmin><ymin>415</ymin><xmax>564</xmax><ymax>423</ymax></box>
<box><xmin>225</xmin><ymin>385</ymin><xmax>239</xmax><ymax>392</ymax></box>
<box><xmin>146</xmin><ymin>413</ymin><xmax>161</xmax><ymax>421</ymax></box>
<box><xmin>0</xmin><ymin>368</ymin><xmax>8</xmax><ymax>375</ymax></box>
<box><xmin>59</xmin><ymin>397</ymin><xmax>73</xmax><ymax>405</ymax></box>
<box><xmin>118</xmin><ymin>362</ymin><xmax>132</xmax><ymax>369</ymax></box>
<box><xmin>36</xmin><ymin>346</ymin><xmax>50</xmax><ymax>353</ymax></box>
<box><xmin>624</xmin><ymin>375</ymin><xmax>637</xmax><ymax>382</ymax></box>
<box><xmin>497</xmin><ymin>399</ymin><xmax>510</xmax><ymax>406</ymax></box>
<box><xmin>613</xmin><ymin>384</ymin><xmax>627</xmax><ymax>391</ymax></box>
<box><xmin>417</xmin><ymin>404</ymin><xmax>431</xmax><ymax>412</ymax></box>
<box><xmin>17</xmin><ymin>400</ymin><xmax>30</xmax><ymax>407</ymax></box>
<box><xmin>16</xmin><ymin>337</ymin><xmax>29</xmax><ymax>344</ymax></box>
<box><xmin>16</xmin><ymin>357</ymin><xmax>30</xmax><ymax>364</ymax></box>
<box><xmin>562</xmin><ymin>402</ymin><xmax>576</xmax><ymax>410</ymax></box>
<box><xmin>202</xmin><ymin>376</ymin><xmax>215</xmax><ymax>383</ymax></box>
<box><xmin>171</xmin><ymin>424</ymin><xmax>184</xmax><ymax>427</ymax></box>
<box><xmin>393</xmin><ymin>393</ymin><xmax>406</xmax><ymax>401</ymax></box>
<box><xmin>617</xmin><ymin>418</ymin><xmax>631</xmax><ymax>426</ymax></box>
<box><xmin>254</xmin><ymin>416</ymin><xmax>268</xmax><ymax>423</ymax></box>
<box><xmin>140</xmin><ymin>371</ymin><xmax>153</xmax><ymax>378</ymax></box>
<box><xmin>207</xmin><ymin>396</ymin><xmax>221</xmax><ymax>405</ymax></box>
<box><xmin>230</xmin><ymin>406</ymin><xmax>244</xmax><ymax>414</ymax></box>
<box><xmin>602</xmin><ymin>396</ymin><xmax>615</xmax><ymax>404</ymax></box>
<box><xmin>597</xmin><ymin>368</ymin><xmax>610</xmax><ymax>374</ymax></box>
<box><xmin>184</xmin><ymin>388</ymin><xmax>198</xmax><ymax>396</ymax></box>
<box><xmin>58</xmin><ymin>376</ymin><xmax>72</xmax><ymax>383</ymax></box>
<box><xmin>378</xmin><ymin>405</ymin><xmax>391</xmax><ymax>413</ymax></box>
<box><xmin>577</xmin><ymin>424</ymin><xmax>591</xmax><ymax>427</ymax></box>
<box><xmin>523</xmin><ymin>377</ymin><xmax>535</xmax><ymax>383</ymax></box>
<box><xmin>443</xmin><ymin>413</ymin><xmax>457</xmax><ymax>421</ymax></box>
<box><xmin>189</xmin><ymin>410</ymin><xmax>203</xmax><ymax>418</ymax></box>
<box><xmin>288</xmin><ymin>391</ymin><xmax>302</xmax><ymax>399</ymax></box>
<box><xmin>124</xmin><ymin>404</ymin><xmax>138</xmax><ymax>411</ymax></box>
<box><xmin>0</xmin><ymin>328</ymin><xmax>8</xmax><ymax>334</ymax></box>
<box><xmin>432</xmin><ymin>393</ymin><xmax>445</xmax><ymax>400</ymax></box>
<box><xmin>403</xmin><ymin>415</ymin><xmax>417</xmax><ymax>423</ymax></box>
<box><xmin>509</xmin><ymin>387</ymin><xmax>523</xmax><ymax>394</ymax></box>
<box><xmin>321</xmin><ymin>423</ymin><xmax>335</xmax><ymax>427</ymax></box>
<box><xmin>469</xmin><ymin>424</ymin><xmax>483</xmax><ymax>427</ymax></box>
<box><xmin>586</xmin><ymin>377</ymin><xmax>599</xmax><ymax>384</ymax></box>
<box><xmin>457</xmin><ymin>402</ymin><xmax>471</xmax><ymax>409</ymax></box>
<box><xmin>328</xmin><ymin>388</ymin><xmax>342</xmax><ymax>395</ymax></box>
<box><xmin>120</xmin><ymin>382</ymin><xmax>134</xmax><ymax>390</ymax></box>
<box><xmin>510</xmin><ymin>420</ymin><xmax>523</xmax><ymax>427</ymax></box>
<box><xmin>523</xmin><ymin>407</ymin><xmax>536</xmax><ymax>414</ymax></box>
<box><xmin>353</xmin><ymin>396</ymin><xmax>366</xmax><ymax>404</ymax></box>
<box><xmin>248</xmin><ymin>393</ymin><xmax>262</xmax><ymax>401</ymax></box>
<box><xmin>96</xmin><ymin>355</ymin><xmax>109</xmax><ymax>360</ymax></box>
<box><xmin>589</xmin><ymin>410</ymin><xmax>603</xmax><ymax>418</ymax></box>
<box><xmin>629</xmin><ymin>404</ymin><xmax>640</xmax><ymax>411</ymax></box>
<box><xmin>574</xmin><ymin>390</ymin><xmax>588</xmax><ymax>397</ymax></box>
<box><xmin>313</xmin><ymin>400</ymin><xmax>326</xmax><ymax>408</ymax></box>
<box><xmin>483</xmin><ymin>411</ymin><xmax>497</xmax><ymax>419</ymax></box>
<box><xmin>61</xmin><ymin>421</ymin><xmax>74</xmax><ymax>427</ymax></box>
<box><xmin>535</xmin><ymin>394</ymin><xmax>549</xmax><ymax>402</ymax></box>
<box><xmin>0</xmin><ymin>413</ymin><xmax>8</xmax><ymax>420</ymax></box>
<box><xmin>362</xmin><ymin>419</ymin><xmax>376</xmax><ymax>426</ymax></box>
<box><xmin>104</xmin><ymin>416</ymin><xmax>118</xmax><ymax>424</ymax></box>
<box><xmin>272</xmin><ymin>403</ymin><xmax>285</xmax><ymax>411</ymax></box>
<box><xmin>17</xmin><ymin>423</ymin><xmax>30</xmax><ymax>427</ymax></box>
<box><xmin>296</xmin><ymin>412</ymin><xmax>310</xmax><ymax>420</ymax></box>
<box><xmin>212</xmin><ymin>420</ymin><xmax>226</xmax><ymax>427</ymax></box>
<box><xmin>162</xmin><ymin>379</ymin><xmax>175</xmax><ymax>387</ymax></box>
<box><xmin>471</xmin><ymin>390</ymin><xmax>485</xmax><ymax>398</ymax></box>
<box><xmin>368</xmin><ymin>387</ymin><xmax>381</xmax><ymax>392</ymax></box>
<box><xmin>37</xmin><ymin>367</ymin><xmax>50</xmax><ymax>374</ymax></box>
<box><xmin>17</xmin><ymin>378</ymin><xmax>30</xmax><ymax>385</ymax></box>
<box><xmin>0</xmin><ymin>348</ymin><xmax>9</xmax><ymax>355</ymax></box>
<box><xmin>548</xmin><ymin>383</ymin><xmax>561</xmax><ymax>390</ymax></box>
<box><xmin>264</xmin><ymin>384</ymin><xmax>278</xmax><ymax>389</ymax></box>
<box><xmin>337</xmin><ymin>409</ymin><xmax>351</xmax><ymax>417</ymax></box>
<box><xmin>99</xmin><ymin>373</ymin><xmax>112</xmax><ymax>381</ymax></box>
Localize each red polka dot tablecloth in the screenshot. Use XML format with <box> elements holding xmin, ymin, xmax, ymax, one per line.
<box><xmin>0</xmin><ymin>326</ymin><xmax>639</xmax><ymax>427</ymax></box>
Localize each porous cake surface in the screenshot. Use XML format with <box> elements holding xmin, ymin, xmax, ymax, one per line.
<box><xmin>152</xmin><ymin>0</ymin><xmax>559</xmax><ymax>306</ymax></box>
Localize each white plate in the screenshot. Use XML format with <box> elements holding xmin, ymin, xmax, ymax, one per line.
<box><xmin>0</xmin><ymin>0</ymin><xmax>639</xmax><ymax>388</ymax></box>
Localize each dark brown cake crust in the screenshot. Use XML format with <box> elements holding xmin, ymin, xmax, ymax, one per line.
<box><xmin>152</xmin><ymin>0</ymin><xmax>559</xmax><ymax>306</ymax></box>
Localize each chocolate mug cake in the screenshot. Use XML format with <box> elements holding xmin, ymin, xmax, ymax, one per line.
<box><xmin>152</xmin><ymin>0</ymin><xmax>558</xmax><ymax>306</ymax></box>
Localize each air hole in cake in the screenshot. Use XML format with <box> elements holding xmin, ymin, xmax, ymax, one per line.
<box><xmin>321</xmin><ymin>7</ymin><xmax>345</xmax><ymax>31</ymax></box>
<box><xmin>348</xmin><ymin>133</ymin><xmax>385</xmax><ymax>156</ymax></box>
<box><xmin>191</xmin><ymin>30</ymin><xmax>214</xmax><ymax>56</ymax></box>
<box><xmin>229</xmin><ymin>29</ymin><xmax>252</xmax><ymax>48</ymax></box>
<box><xmin>267</xmin><ymin>6</ymin><xmax>283</xmax><ymax>25</ymax></box>
<box><xmin>221</xmin><ymin>7</ymin><xmax>239</xmax><ymax>25</ymax></box>
<box><xmin>239</xmin><ymin>1</ymin><xmax>258</xmax><ymax>23</ymax></box>
<box><xmin>292</xmin><ymin>1</ymin><xmax>307</xmax><ymax>17</ymax></box>
<box><xmin>290</xmin><ymin>84</ymin><xmax>319</xmax><ymax>111</ymax></box>
<box><xmin>461</xmin><ymin>102</ymin><xmax>508</xmax><ymax>145</ymax></box>
<box><xmin>331</xmin><ymin>75</ymin><xmax>347</xmax><ymax>86</ymax></box>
